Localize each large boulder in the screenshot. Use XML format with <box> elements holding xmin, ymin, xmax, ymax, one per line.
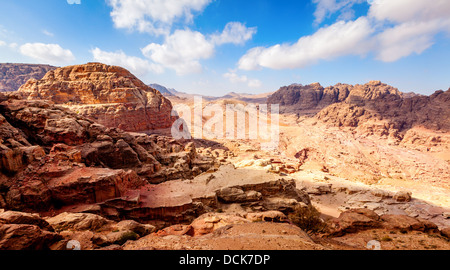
<box><xmin>45</xmin><ymin>212</ymin><xmax>112</xmax><ymax>232</ymax></box>
<box><xmin>190</xmin><ymin>213</ymin><xmax>250</xmax><ymax>236</ymax></box>
<box><xmin>327</xmin><ymin>208</ymin><xmax>382</xmax><ymax>236</ymax></box>
<box><xmin>0</xmin><ymin>211</ymin><xmax>53</xmax><ymax>231</ymax></box>
<box><xmin>0</xmin><ymin>224</ymin><xmax>61</xmax><ymax>250</ymax></box>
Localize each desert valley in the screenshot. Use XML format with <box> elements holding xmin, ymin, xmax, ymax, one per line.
<box><xmin>0</xmin><ymin>62</ymin><xmax>449</xmax><ymax>251</ymax></box>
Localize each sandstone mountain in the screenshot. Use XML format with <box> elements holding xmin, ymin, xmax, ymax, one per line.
<box><xmin>0</xmin><ymin>63</ymin><xmax>56</xmax><ymax>92</ymax></box>
<box><xmin>268</xmin><ymin>80</ymin><xmax>450</xmax><ymax>140</ymax></box>
<box><xmin>316</xmin><ymin>87</ymin><xmax>450</xmax><ymax>135</ymax></box>
<box><xmin>268</xmin><ymin>81</ymin><xmax>402</xmax><ymax>114</ymax></box>
<box><xmin>17</xmin><ymin>63</ymin><xmax>175</xmax><ymax>133</ymax></box>
<box><xmin>148</xmin><ymin>83</ymin><xmax>175</xmax><ymax>96</ymax></box>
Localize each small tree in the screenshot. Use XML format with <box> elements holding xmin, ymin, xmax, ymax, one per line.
<box><xmin>288</xmin><ymin>205</ymin><xmax>327</xmax><ymax>233</ymax></box>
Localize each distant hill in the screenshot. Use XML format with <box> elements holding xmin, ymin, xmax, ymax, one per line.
<box><xmin>0</xmin><ymin>63</ymin><xmax>56</xmax><ymax>92</ymax></box>
<box><xmin>148</xmin><ymin>83</ymin><xmax>177</xmax><ymax>96</ymax></box>
<box><xmin>149</xmin><ymin>83</ymin><xmax>273</xmax><ymax>103</ymax></box>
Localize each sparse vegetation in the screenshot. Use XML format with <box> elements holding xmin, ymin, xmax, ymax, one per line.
<box><xmin>288</xmin><ymin>205</ymin><xmax>327</xmax><ymax>233</ymax></box>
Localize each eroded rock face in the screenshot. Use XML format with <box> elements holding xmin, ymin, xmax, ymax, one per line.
<box><xmin>316</xmin><ymin>88</ymin><xmax>450</xmax><ymax>137</ymax></box>
<box><xmin>17</xmin><ymin>62</ymin><xmax>176</xmax><ymax>132</ymax></box>
<box><xmin>268</xmin><ymin>81</ymin><xmax>402</xmax><ymax>114</ymax></box>
<box><xmin>0</xmin><ymin>63</ymin><xmax>56</xmax><ymax>92</ymax></box>
<box><xmin>326</xmin><ymin>208</ymin><xmax>443</xmax><ymax>237</ymax></box>
<box><xmin>0</xmin><ymin>95</ymin><xmax>216</xmax><ymax>217</ymax></box>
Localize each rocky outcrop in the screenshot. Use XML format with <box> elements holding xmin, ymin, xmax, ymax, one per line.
<box><xmin>327</xmin><ymin>208</ymin><xmax>443</xmax><ymax>237</ymax></box>
<box><xmin>316</xmin><ymin>88</ymin><xmax>450</xmax><ymax>137</ymax></box>
<box><xmin>0</xmin><ymin>94</ymin><xmax>216</xmax><ymax>217</ymax></box>
<box><xmin>17</xmin><ymin>63</ymin><xmax>176</xmax><ymax>132</ymax></box>
<box><xmin>0</xmin><ymin>211</ymin><xmax>61</xmax><ymax>250</ymax></box>
<box><xmin>270</xmin><ymin>81</ymin><xmax>449</xmax><ymax>144</ymax></box>
<box><xmin>0</xmin><ymin>63</ymin><xmax>56</xmax><ymax>92</ymax></box>
<box><xmin>149</xmin><ymin>83</ymin><xmax>174</xmax><ymax>96</ymax></box>
<box><xmin>268</xmin><ymin>81</ymin><xmax>401</xmax><ymax>114</ymax></box>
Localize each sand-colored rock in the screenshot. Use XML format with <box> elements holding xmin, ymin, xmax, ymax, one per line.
<box><xmin>17</xmin><ymin>62</ymin><xmax>176</xmax><ymax>132</ymax></box>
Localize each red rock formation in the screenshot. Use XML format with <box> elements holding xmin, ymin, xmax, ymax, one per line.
<box><xmin>316</xmin><ymin>88</ymin><xmax>450</xmax><ymax>135</ymax></box>
<box><xmin>17</xmin><ymin>62</ymin><xmax>176</xmax><ymax>133</ymax></box>
<box><xmin>0</xmin><ymin>63</ymin><xmax>56</xmax><ymax>92</ymax></box>
<box><xmin>0</xmin><ymin>94</ymin><xmax>216</xmax><ymax>217</ymax></box>
<box><xmin>267</xmin><ymin>81</ymin><xmax>402</xmax><ymax>114</ymax></box>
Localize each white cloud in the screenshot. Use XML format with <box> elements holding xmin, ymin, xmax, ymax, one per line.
<box><xmin>141</xmin><ymin>22</ymin><xmax>256</xmax><ymax>75</ymax></box>
<box><xmin>368</xmin><ymin>0</ymin><xmax>450</xmax><ymax>24</ymax></box>
<box><xmin>142</xmin><ymin>29</ymin><xmax>214</xmax><ymax>75</ymax></box>
<box><xmin>238</xmin><ymin>0</ymin><xmax>450</xmax><ymax>70</ymax></box>
<box><xmin>107</xmin><ymin>0</ymin><xmax>211</xmax><ymax>36</ymax></box>
<box><xmin>42</xmin><ymin>30</ymin><xmax>54</xmax><ymax>37</ymax></box>
<box><xmin>238</xmin><ymin>17</ymin><xmax>373</xmax><ymax>70</ymax></box>
<box><xmin>223</xmin><ymin>70</ymin><xmax>262</xmax><ymax>88</ymax></box>
<box><xmin>67</xmin><ymin>0</ymin><xmax>81</xmax><ymax>4</ymax></box>
<box><xmin>210</xmin><ymin>22</ymin><xmax>257</xmax><ymax>46</ymax></box>
<box><xmin>9</xmin><ymin>43</ymin><xmax>18</xmax><ymax>49</ymax></box>
<box><xmin>369</xmin><ymin>0</ymin><xmax>450</xmax><ymax>62</ymax></box>
<box><xmin>375</xmin><ymin>20</ymin><xmax>445</xmax><ymax>62</ymax></box>
<box><xmin>0</xmin><ymin>40</ymin><xmax>6</xmax><ymax>46</ymax></box>
<box><xmin>91</xmin><ymin>47</ymin><xmax>164</xmax><ymax>76</ymax></box>
<box><xmin>313</xmin><ymin>0</ymin><xmax>365</xmax><ymax>25</ymax></box>
<box><xmin>19</xmin><ymin>43</ymin><xmax>75</xmax><ymax>65</ymax></box>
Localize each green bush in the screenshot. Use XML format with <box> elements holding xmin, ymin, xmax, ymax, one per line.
<box><xmin>288</xmin><ymin>205</ymin><xmax>327</xmax><ymax>233</ymax></box>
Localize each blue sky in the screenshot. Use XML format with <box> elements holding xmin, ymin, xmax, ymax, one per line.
<box><xmin>0</xmin><ymin>0</ymin><xmax>449</xmax><ymax>96</ymax></box>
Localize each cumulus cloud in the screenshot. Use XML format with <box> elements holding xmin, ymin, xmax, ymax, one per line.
<box><xmin>375</xmin><ymin>20</ymin><xmax>445</xmax><ymax>62</ymax></box>
<box><xmin>142</xmin><ymin>29</ymin><xmax>214</xmax><ymax>75</ymax></box>
<box><xmin>313</xmin><ymin>0</ymin><xmax>366</xmax><ymax>25</ymax></box>
<box><xmin>91</xmin><ymin>47</ymin><xmax>164</xmax><ymax>76</ymax></box>
<box><xmin>238</xmin><ymin>0</ymin><xmax>450</xmax><ymax>71</ymax></box>
<box><xmin>107</xmin><ymin>0</ymin><xmax>211</xmax><ymax>36</ymax></box>
<box><xmin>19</xmin><ymin>43</ymin><xmax>75</xmax><ymax>65</ymax></box>
<box><xmin>210</xmin><ymin>22</ymin><xmax>257</xmax><ymax>46</ymax></box>
<box><xmin>368</xmin><ymin>0</ymin><xmax>450</xmax><ymax>24</ymax></box>
<box><xmin>238</xmin><ymin>17</ymin><xmax>373</xmax><ymax>70</ymax></box>
<box><xmin>223</xmin><ymin>70</ymin><xmax>262</xmax><ymax>88</ymax></box>
<box><xmin>369</xmin><ymin>0</ymin><xmax>450</xmax><ymax>62</ymax></box>
<box><xmin>142</xmin><ymin>23</ymin><xmax>256</xmax><ymax>75</ymax></box>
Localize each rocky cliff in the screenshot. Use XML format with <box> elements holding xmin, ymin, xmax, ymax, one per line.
<box><xmin>17</xmin><ymin>63</ymin><xmax>175</xmax><ymax>133</ymax></box>
<box><xmin>0</xmin><ymin>63</ymin><xmax>56</xmax><ymax>92</ymax></box>
<box><xmin>268</xmin><ymin>81</ymin><xmax>402</xmax><ymax>114</ymax></box>
<box><xmin>316</xmin><ymin>87</ymin><xmax>450</xmax><ymax>139</ymax></box>
<box><xmin>0</xmin><ymin>92</ymin><xmax>219</xmax><ymax>221</ymax></box>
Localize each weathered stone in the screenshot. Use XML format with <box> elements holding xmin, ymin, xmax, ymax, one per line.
<box><xmin>216</xmin><ymin>187</ymin><xmax>262</xmax><ymax>203</ymax></box>
<box><xmin>190</xmin><ymin>213</ymin><xmax>250</xmax><ymax>236</ymax></box>
<box><xmin>246</xmin><ymin>211</ymin><xmax>288</xmax><ymax>223</ymax></box>
<box><xmin>18</xmin><ymin>62</ymin><xmax>176</xmax><ymax>132</ymax></box>
<box><xmin>327</xmin><ymin>209</ymin><xmax>382</xmax><ymax>236</ymax></box>
<box><xmin>0</xmin><ymin>63</ymin><xmax>55</xmax><ymax>92</ymax></box>
<box><xmin>440</xmin><ymin>227</ymin><xmax>450</xmax><ymax>239</ymax></box>
<box><xmin>46</xmin><ymin>212</ymin><xmax>112</xmax><ymax>232</ymax></box>
<box><xmin>0</xmin><ymin>211</ymin><xmax>53</xmax><ymax>231</ymax></box>
<box><xmin>393</xmin><ymin>191</ymin><xmax>412</xmax><ymax>202</ymax></box>
<box><xmin>114</xmin><ymin>220</ymin><xmax>156</xmax><ymax>237</ymax></box>
<box><xmin>92</xmin><ymin>230</ymin><xmax>139</xmax><ymax>246</ymax></box>
<box><xmin>0</xmin><ymin>224</ymin><xmax>61</xmax><ymax>250</ymax></box>
<box><xmin>381</xmin><ymin>214</ymin><xmax>425</xmax><ymax>231</ymax></box>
